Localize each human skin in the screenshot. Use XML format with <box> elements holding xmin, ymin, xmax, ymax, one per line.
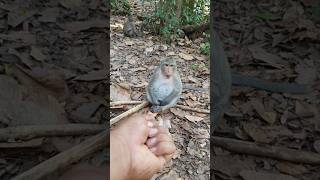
<box><xmin>58</xmin><ymin>113</ymin><xmax>176</xmax><ymax>180</ymax></box>
<box><xmin>110</xmin><ymin>113</ymin><xmax>176</xmax><ymax>180</ymax></box>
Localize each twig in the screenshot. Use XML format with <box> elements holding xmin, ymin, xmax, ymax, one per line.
<box><xmin>110</xmin><ymin>101</ymin><xmax>143</xmax><ymax>106</ymax></box>
<box><xmin>0</xmin><ymin>138</ymin><xmax>44</xmax><ymax>149</ymax></box>
<box><xmin>12</xmin><ymin>130</ymin><xmax>108</xmax><ymax>180</ymax></box>
<box><xmin>110</xmin><ymin>101</ymin><xmax>149</xmax><ymax>125</ymax></box>
<box><xmin>0</xmin><ymin>124</ymin><xmax>105</xmax><ymax>142</ymax></box>
<box><xmin>212</xmin><ymin>136</ymin><xmax>320</xmax><ymax>165</ymax></box>
<box><xmin>176</xmin><ymin>105</ymin><xmax>209</xmax><ymax>114</ymax></box>
<box><xmin>110</xmin><ymin>101</ymin><xmax>209</xmax><ymax>114</ymax></box>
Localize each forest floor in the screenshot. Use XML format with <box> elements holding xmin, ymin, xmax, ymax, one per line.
<box><xmin>110</xmin><ymin>1</ymin><xmax>210</xmax><ymax>180</ymax></box>
<box><xmin>0</xmin><ymin>0</ymin><xmax>108</xmax><ymax>179</ymax></box>
<box><xmin>214</xmin><ymin>0</ymin><xmax>320</xmax><ymax>180</ymax></box>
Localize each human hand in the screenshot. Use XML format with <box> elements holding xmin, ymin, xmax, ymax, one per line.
<box><xmin>110</xmin><ymin>112</ymin><xmax>176</xmax><ymax>180</ymax></box>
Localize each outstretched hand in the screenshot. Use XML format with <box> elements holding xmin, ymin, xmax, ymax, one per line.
<box><xmin>111</xmin><ymin>112</ymin><xmax>176</xmax><ymax>180</ymax></box>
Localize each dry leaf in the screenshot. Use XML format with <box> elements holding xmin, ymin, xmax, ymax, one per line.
<box><xmin>250</xmin><ymin>98</ymin><xmax>276</xmax><ymax>124</ymax></box>
<box><xmin>144</xmin><ymin>47</ymin><xmax>154</xmax><ymax>56</ymax></box>
<box><xmin>39</xmin><ymin>8</ymin><xmax>59</xmax><ymax>22</ymax></box>
<box><xmin>178</xmin><ymin>53</ymin><xmax>193</xmax><ymax>61</ymax></box>
<box><xmin>260</xmin><ymin>111</ymin><xmax>277</xmax><ymax>125</ymax></box>
<box><xmin>110</xmin><ymin>83</ymin><xmax>131</xmax><ymax>102</ymax></box>
<box><xmin>62</xmin><ymin>20</ymin><xmax>107</xmax><ymax>33</ymax></box>
<box><xmin>248</xmin><ymin>45</ymin><xmax>284</xmax><ymax>68</ymax></box>
<box><xmin>30</xmin><ymin>46</ymin><xmax>46</xmax><ymax>61</ymax></box>
<box><xmin>185</xmin><ymin>115</ymin><xmax>203</xmax><ymax>123</ymax></box>
<box><xmin>214</xmin><ymin>156</ymin><xmax>255</xmax><ymax>177</ymax></box>
<box><xmin>240</xmin><ymin>170</ymin><xmax>299</xmax><ymax>180</ymax></box>
<box><xmin>170</xmin><ymin>108</ymin><xmax>186</xmax><ymax>119</ymax></box>
<box><xmin>167</xmin><ymin>51</ymin><xmax>175</xmax><ymax>56</ymax></box>
<box><xmin>243</xmin><ymin>123</ymin><xmax>273</xmax><ymax>143</ymax></box>
<box><xmin>295</xmin><ymin>101</ymin><xmax>313</xmax><ymax>115</ymax></box>
<box><xmin>275</xmin><ymin>162</ymin><xmax>308</xmax><ymax>175</ymax></box>
<box><xmin>125</xmin><ymin>40</ymin><xmax>135</xmax><ymax>46</ymax></box>
<box><xmin>74</xmin><ymin>69</ymin><xmax>106</xmax><ymax>81</ymax></box>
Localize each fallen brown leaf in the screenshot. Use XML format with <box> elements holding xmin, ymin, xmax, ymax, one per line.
<box><xmin>185</xmin><ymin>115</ymin><xmax>203</xmax><ymax>123</ymax></box>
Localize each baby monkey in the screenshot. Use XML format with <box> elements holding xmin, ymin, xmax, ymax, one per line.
<box><xmin>123</xmin><ymin>15</ymin><xmax>139</xmax><ymax>37</ymax></box>
<box><xmin>147</xmin><ymin>59</ymin><xmax>182</xmax><ymax>127</ymax></box>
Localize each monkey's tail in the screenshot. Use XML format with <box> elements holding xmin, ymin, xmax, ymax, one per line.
<box><xmin>232</xmin><ymin>74</ymin><xmax>311</xmax><ymax>94</ymax></box>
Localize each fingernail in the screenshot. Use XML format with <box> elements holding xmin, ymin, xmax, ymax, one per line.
<box><xmin>147</xmin><ymin>121</ymin><xmax>154</xmax><ymax>127</ymax></box>
<box><xmin>149</xmin><ymin>137</ymin><xmax>157</xmax><ymax>146</ymax></box>
<box><xmin>149</xmin><ymin>128</ymin><xmax>158</xmax><ymax>136</ymax></box>
<box><xmin>150</xmin><ymin>147</ymin><xmax>157</xmax><ymax>153</ymax></box>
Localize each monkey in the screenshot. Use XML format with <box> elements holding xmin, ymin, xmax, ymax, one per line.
<box><xmin>147</xmin><ymin>59</ymin><xmax>182</xmax><ymax>128</ymax></box>
<box><xmin>123</xmin><ymin>15</ymin><xmax>139</xmax><ymax>37</ymax></box>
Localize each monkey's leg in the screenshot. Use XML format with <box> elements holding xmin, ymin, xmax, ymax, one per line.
<box><xmin>160</xmin><ymin>96</ymin><xmax>180</xmax><ymax>129</ymax></box>
<box><xmin>160</xmin><ymin>111</ymin><xmax>171</xmax><ymax>129</ymax></box>
<box><xmin>163</xmin><ymin>117</ymin><xmax>171</xmax><ymax>128</ymax></box>
<box><xmin>156</xmin><ymin>115</ymin><xmax>164</xmax><ymax>127</ymax></box>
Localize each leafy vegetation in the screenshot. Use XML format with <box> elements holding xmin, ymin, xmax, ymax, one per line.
<box><xmin>111</xmin><ymin>0</ymin><xmax>131</xmax><ymax>14</ymax></box>
<box><xmin>200</xmin><ymin>42</ymin><xmax>210</xmax><ymax>55</ymax></box>
<box><xmin>142</xmin><ymin>0</ymin><xmax>210</xmax><ymax>41</ymax></box>
<box><xmin>190</xmin><ymin>63</ymin><xmax>199</xmax><ymax>70</ymax></box>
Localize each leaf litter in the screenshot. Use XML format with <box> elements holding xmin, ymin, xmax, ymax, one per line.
<box><xmin>214</xmin><ymin>0</ymin><xmax>320</xmax><ymax>180</ymax></box>
<box><xmin>110</xmin><ymin>0</ymin><xmax>210</xmax><ymax>179</ymax></box>
<box><xmin>0</xmin><ymin>0</ymin><xmax>108</xmax><ymax>179</ymax></box>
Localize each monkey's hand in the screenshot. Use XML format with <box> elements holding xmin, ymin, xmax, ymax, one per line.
<box><xmin>150</xmin><ymin>106</ymin><xmax>162</xmax><ymax>113</ymax></box>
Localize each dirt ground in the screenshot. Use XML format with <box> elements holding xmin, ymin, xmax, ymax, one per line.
<box><xmin>213</xmin><ymin>0</ymin><xmax>320</xmax><ymax>180</ymax></box>
<box><xmin>0</xmin><ymin>0</ymin><xmax>108</xmax><ymax>179</ymax></box>
<box><xmin>110</xmin><ymin>1</ymin><xmax>210</xmax><ymax>180</ymax></box>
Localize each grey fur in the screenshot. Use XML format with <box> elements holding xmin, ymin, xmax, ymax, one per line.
<box><xmin>147</xmin><ymin>59</ymin><xmax>182</xmax><ymax>113</ymax></box>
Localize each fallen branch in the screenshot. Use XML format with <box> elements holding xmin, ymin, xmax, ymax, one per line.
<box><xmin>12</xmin><ymin>130</ymin><xmax>108</xmax><ymax>180</ymax></box>
<box><xmin>0</xmin><ymin>138</ymin><xmax>44</xmax><ymax>149</ymax></box>
<box><xmin>12</xmin><ymin>101</ymin><xmax>147</xmax><ymax>179</ymax></box>
<box><xmin>212</xmin><ymin>136</ymin><xmax>320</xmax><ymax>165</ymax></box>
<box><xmin>110</xmin><ymin>101</ymin><xmax>209</xmax><ymax>114</ymax></box>
<box><xmin>176</xmin><ymin>105</ymin><xmax>209</xmax><ymax>114</ymax></box>
<box><xmin>0</xmin><ymin>124</ymin><xmax>104</xmax><ymax>142</ymax></box>
<box><xmin>110</xmin><ymin>101</ymin><xmax>149</xmax><ymax>125</ymax></box>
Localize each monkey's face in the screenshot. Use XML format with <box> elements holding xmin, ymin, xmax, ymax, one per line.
<box><xmin>161</xmin><ymin>64</ymin><xmax>175</xmax><ymax>77</ymax></box>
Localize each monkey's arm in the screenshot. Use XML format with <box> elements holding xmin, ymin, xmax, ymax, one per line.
<box><xmin>159</xmin><ymin>90</ymin><xmax>181</xmax><ymax>111</ymax></box>
<box><xmin>158</xmin><ymin>78</ymin><xmax>182</xmax><ymax>111</ymax></box>
<box><xmin>147</xmin><ymin>68</ymin><xmax>161</xmax><ymax>105</ymax></box>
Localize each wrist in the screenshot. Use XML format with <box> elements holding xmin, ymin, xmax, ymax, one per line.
<box><xmin>110</xmin><ymin>131</ymin><xmax>131</xmax><ymax>180</ymax></box>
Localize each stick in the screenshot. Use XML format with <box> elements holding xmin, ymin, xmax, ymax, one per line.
<box><xmin>0</xmin><ymin>138</ymin><xmax>44</xmax><ymax>148</ymax></box>
<box><xmin>212</xmin><ymin>136</ymin><xmax>320</xmax><ymax>164</ymax></box>
<box><xmin>176</xmin><ymin>105</ymin><xmax>209</xmax><ymax>114</ymax></box>
<box><xmin>110</xmin><ymin>101</ymin><xmax>149</xmax><ymax>125</ymax></box>
<box><xmin>110</xmin><ymin>101</ymin><xmax>143</xmax><ymax>106</ymax></box>
<box><xmin>12</xmin><ymin>130</ymin><xmax>108</xmax><ymax>180</ymax></box>
<box><xmin>110</xmin><ymin>101</ymin><xmax>209</xmax><ymax>114</ymax></box>
<box><xmin>0</xmin><ymin>124</ymin><xmax>105</xmax><ymax>142</ymax></box>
